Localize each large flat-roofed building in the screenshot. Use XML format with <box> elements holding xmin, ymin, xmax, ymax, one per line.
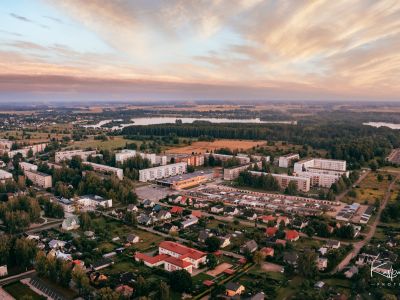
<box><xmin>156</xmin><ymin>170</ymin><xmax>214</xmax><ymax>190</ymax></box>
<box><xmin>139</xmin><ymin>162</ymin><xmax>187</xmax><ymax>182</ymax></box>
<box><xmin>0</xmin><ymin>169</ymin><xmax>13</xmax><ymax>183</ymax></box>
<box><xmin>19</xmin><ymin>162</ymin><xmax>38</xmax><ymax>172</ymax></box>
<box><xmin>293</xmin><ymin>158</ymin><xmax>348</xmax><ymax>188</ymax></box>
<box><xmin>8</xmin><ymin>143</ymin><xmax>47</xmax><ymax>158</ymax></box>
<box><xmin>249</xmin><ymin>171</ymin><xmax>310</xmax><ymax>192</ymax></box>
<box><xmin>0</xmin><ymin>139</ymin><xmax>13</xmax><ymax>154</ymax></box>
<box><xmin>55</xmin><ymin>150</ymin><xmax>97</xmax><ymax>163</ymax></box>
<box><xmin>168</xmin><ymin>153</ymin><xmax>205</xmax><ymax>167</ymax></box>
<box><xmin>83</xmin><ymin>161</ymin><xmax>123</xmax><ymax>180</ymax></box>
<box><xmin>204</xmin><ymin>153</ymin><xmax>250</xmax><ymax>165</ymax></box>
<box><xmin>278</xmin><ymin>153</ymin><xmax>300</xmax><ymax>168</ymax></box>
<box><xmin>25</xmin><ymin>170</ymin><xmax>52</xmax><ymax>188</ymax></box>
<box><xmin>75</xmin><ymin>194</ymin><xmax>112</xmax><ymax>209</ymax></box>
<box><xmin>223</xmin><ymin>161</ymin><xmax>262</xmax><ymax>180</ymax></box>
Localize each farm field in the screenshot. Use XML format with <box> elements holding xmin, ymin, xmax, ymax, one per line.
<box><xmin>166</xmin><ymin>139</ymin><xmax>266</xmax><ymax>154</ymax></box>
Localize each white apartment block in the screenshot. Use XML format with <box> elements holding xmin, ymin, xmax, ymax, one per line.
<box><xmin>55</xmin><ymin>150</ymin><xmax>97</xmax><ymax>163</ymax></box>
<box><xmin>294</xmin><ymin>171</ymin><xmax>340</xmax><ymax>188</ymax></box>
<box><xmin>25</xmin><ymin>170</ymin><xmax>52</xmax><ymax>188</ymax></box>
<box><xmin>8</xmin><ymin>143</ymin><xmax>47</xmax><ymax>158</ymax></box>
<box><xmin>75</xmin><ymin>195</ymin><xmax>112</xmax><ymax>209</ymax></box>
<box><xmin>156</xmin><ymin>155</ymin><xmax>167</xmax><ymax>166</ymax></box>
<box><xmin>223</xmin><ymin>161</ymin><xmax>262</xmax><ymax>180</ymax></box>
<box><xmin>278</xmin><ymin>153</ymin><xmax>300</xmax><ymax>168</ymax></box>
<box><xmin>294</xmin><ymin>158</ymin><xmax>346</xmax><ymax>172</ymax></box>
<box><xmin>83</xmin><ymin>162</ymin><xmax>123</xmax><ymax>180</ymax></box>
<box><xmin>139</xmin><ymin>162</ymin><xmax>187</xmax><ymax>182</ymax></box>
<box><xmin>204</xmin><ymin>153</ymin><xmax>251</xmax><ymax>165</ymax></box>
<box><xmin>115</xmin><ymin>149</ymin><xmax>167</xmax><ymax>166</ymax></box>
<box><xmin>0</xmin><ymin>170</ymin><xmax>13</xmax><ymax>183</ymax></box>
<box><xmin>249</xmin><ymin>171</ymin><xmax>311</xmax><ymax>192</ymax></box>
<box><xmin>19</xmin><ymin>162</ymin><xmax>38</xmax><ymax>172</ymax></box>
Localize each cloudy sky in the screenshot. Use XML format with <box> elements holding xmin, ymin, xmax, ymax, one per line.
<box><xmin>0</xmin><ymin>0</ymin><xmax>399</xmax><ymax>102</ymax></box>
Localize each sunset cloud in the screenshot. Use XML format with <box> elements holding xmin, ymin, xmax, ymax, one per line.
<box><xmin>0</xmin><ymin>0</ymin><xmax>399</xmax><ymax>101</ymax></box>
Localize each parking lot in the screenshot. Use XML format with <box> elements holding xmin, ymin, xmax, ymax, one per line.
<box><xmin>26</xmin><ymin>278</ymin><xmax>67</xmax><ymax>300</ymax></box>
<box><xmin>136</xmin><ymin>184</ymin><xmax>179</xmax><ymax>201</ymax></box>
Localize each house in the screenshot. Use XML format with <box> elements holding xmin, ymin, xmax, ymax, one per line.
<box><xmin>76</xmin><ymin>194</ymin><xmax>112</xmax><ymax>209</ymax></box>
<box><xmin>224</xmin><ymin>206</ymin><xmax>240</xmax><ymax>216</ymax></box>
<box><xmin>261</xmin><ymin>247</ymin><xmax>274</xmax><ymax>257</ymax></box>
<box><xmin>91</xmin><ymin>258</ymin><xmax>114</xmax><ymax>271</ymax></box>
<box><xmin>344</xmin><ymin>265</ymin><xmax>359</xmax><ymax>278</ymax></box>
<box><xmin>266</xmin><ymin>227</ymin><xmax>278</xmax><ymax>237</ymax></box>
<box><xmin>225</xmin><ymin>282</ymin><xmax>245</xmax><ymax>297</ymax></box>
<box><xmin>292</xmin><ymin>219</ymin><xmax>308</xmax><ymax>229</ymax></box>
<box><xmin>62</xmin><ymin>215</ymin><xmax>80</xmax><ymax>231</ymax></box>
<box><xmin>162</xmin><ymin>223</ymin><xmax>179</xmax><ymax>234</ymax></box>
<box><xmin>142</xmin><ymin>199</ymin><xmax>155</xmax><ymax>208</ymax></box>
<box><xmin>318</xmin><ymin>247</ymin><xmax>328</xmax><ymax>256</ymax></box>
<box><xmin>157</xmin><ymin>210</ymin><xmax>172</xmax><ymax>221</ymax></box>
<box><xmin>138</xmin><ymin>214</ymin><xmax>153</xmax><ymax>226</ymax></box>
<box><xmin>170</xmin><ymin>206</ymin><xmax>184</xmax><ymax>215</ymax></box>
<box><xmin>326</xmin><ymin>240</ymin><xmax>341</xmax><ymax>249</ymax></box>
<box><xmin>90</xmin><ymin>272</ymin><xmax>108</xmax><ymax>284</ymax></box>
<box><xmin>275</xmin><ymin>239</ymin><xmax>287</xmax><ymax>247</ymax></box>
<box><xmin>152</xmin><ymin>204</ymin><xmax>163</xmax><ymax>213</ymax></box>
<box><xmin>314</xmin><ymin>281</ymin><xmax>325</xmax><ymax>289</ymax></box>
<box><xmin>126</xmin><ymin>234</ymin><xmax>139</xmax><ymax>244</ymax></box>
<box><xmin>211</xmin><ymin>205</ymin><xmax>224</xmax><ymax>214</ymax></box>
<box><xmin>181</xmin><ymin>216</ymin><xmax>198</xmax><ymax>228</ymax></box>
<box><xmin>115</xmin><ymin>285</ymin><xmax>134</xmax><ymax>298</ymax></box>
<box><xmin>277</xmin><ymin>216</ymin><xmax>290</xmax><ymax>227</ymax></box>
<box><xmin>243</xmin><ymin>210</ymin><xmax>257</xmax><ymax>221</ymax></box>
<box><xmin>218</xmin><ymin>235</ymin><xmax>231</xmax><ymax>248</ymax></box>
<box><xmin>283</xmin><ymin>252</ymin><xmax>298</xmax><ymax>265</ymax></box>
<box><xmin>198</xmin><ymin>230</ymin><xmax>213</xmax><ymax>243</ymax></box>
<box><xmin>285</xmin><ymin>230</ymin><xmax>299</xmax><ymax>242</ymax></box>
<box><xmin>127</xmin><ymin>204</ymin><xmax>138</xmax><ymax>212</ymax></box>
<box><xmin>84</xmin><ymin>231</ymin><xmax>95</xmax><ymax>239</ymax></box>
<box><xmin>246</xmin><ymin>292</ymin><xmax>266</xmax><ymax>300</ymax></box>
<box><xmin>317</xmin><ymin>257</ymin><xmax>328</xmax><ymax>270</ymax></box>
<box><xmin>0</xmin><ymin>265</ymin><xmax>8</xmax><ymax>277</ymax></box>
<box><xmin>48</xmin><ymin>239</ymin><xmax>66</xmax><ymax>249</ymax></box>
<box><xmin>260</xmin><ymin>215</ymin><xmax>276</xmax><ymax>224</ymax></box>
<box><xmin>240</xmin><ymin>240</ymin><xmax>258</xmax><ymax>254</ymax></box>
<box><xmin>191</xmin><ymin>210</ymin><xmax>202</xmax><ymax>218</ymax></box>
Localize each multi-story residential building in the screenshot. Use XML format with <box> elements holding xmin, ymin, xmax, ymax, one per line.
<box><xmin>278</xmin><ymin>153</ymin><xmax>300</xmax><ymax>168</ymax></box>
<box><xmin>156</xmin><ymin>170</ymin><xmax>214</xmax><ymax>190</ymax></box>
<box><xmin>156</xmin><ymin>155</ymin><xmax>167</xmax><ymax>166</ymax></box>
<box><xmin>223</xmin><ymin>161</ymin><xmax>262</xmax><ymax>180</ymax></box>
<box><xmin>115</xmin><ymin>149</ymin><xmax>167</xmax><ymax>166</ymax></box>
<box><xmin>19</xmin><ymin>162</ymin><xmax>38</xmax><ymax>172</ymax></box>
<box><xmin>168</xmin><ymin>153</ymin><xmax>205</xmax><ymax>166</ymax></box>
<box><xmin>0</xmin><ymin>170</ymin><xmax>13</xmax><ymax>183</ymax></box>
<box><xmin>204</xmin><ymin>153</ymin><xmax>251</xmax><ymax>165</ymax></box>
<box><xmin>54</xmin><ymin>197</ymin><xmax>75</xmax><ymax>213</ymax></box>
<box><xmin>294</xmin><ymin>171</ymin><xmax>340</xmax><ymax>188</ymax></box>
<box><xmin>75</xmin><ymin>194</ymin><xmax>112</xmax><ymax>209</ymax></box>
<box><xmin>139</xmin><ymin>162</ymin><xmax>187</xmax><ymax>182</ymax></box>
<box><xmin>25</xmin><ymin>170</ymin><xmax>52</xmax><ymax>188</ymax></box>
<box><xmin>82</xmin><ymin>162</ymin><xmax>123</xmax><ymax>180</ymax></box>
<box><xmin>55</xmin><ymin>150</ymin><xmax>98</xmax><ymax>163</ymax></box>
<box><xmin>249</xmin><ymin>171</ymin><xmax>310</xmax><ymax>192</ymax></box>
<box><xmin>8</xmin><ymin>143</ymin><xmax>47</xmax><ymax>158</ymax></box>
<box><xmin>0</xmin><ymin>139</ymin><xmax>13</xmax><ymax>154</ymax></box>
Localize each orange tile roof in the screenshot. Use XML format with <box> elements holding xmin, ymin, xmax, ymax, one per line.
<box><xmin>164</xmin><ymin>256</ymin><xmax>192</xmax><ymax>268</ymax></box>
<box><xmin>159</xmin><ymin>241</ymin><xmax>206</xmax><ymax>260</ymax></box>
<box><xmin>285</xmin><ymin>230</ymin><xmax>299</xmax><ymax>241</ymax></box>
<box><xmin>170</xmin><ymin>206</ymin><xmax>184</xmax><ymax>214</ymax></box>
<box><xmin>135</xmin><ymin>252</ymin><xmax>169</xmax><ymax>265</ymax></box>
<box><xmin>266</xmin><ymin>226</ymin><xmax>278</xmax><ymax>237</ymax></box>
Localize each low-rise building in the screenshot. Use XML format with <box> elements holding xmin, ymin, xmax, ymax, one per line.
<box><xmin>278</xmin><ymin>153</ymin><xmax>300</xmax><ymax>168</ymax></box>
<box><xmin>225</xmin><ymin>282</ymin><xmax>245</xmax><ymax>297</ymax></box>
<box><xmin>75</xmin><ymin>194</ymin><xmax>112</xmax><ymax>209</ymax></box>
<box><xmin>156</xmin><ymin>170</ymin><xmax>214</xmax><ymax>190</ymax></box>
<box><xmin>25</xmin><ymin>170</ymin><xmax>52</xmax><ymax>188</ymax></box>
<box><xmin>62</xmin><ymin>215</ymin><xmax>80</xmax><ymax>231</ymax></box>
<box><xmin>0</xmin><ymin>169</ymin><xmax>13</xmax><ymax>183</ymax></box>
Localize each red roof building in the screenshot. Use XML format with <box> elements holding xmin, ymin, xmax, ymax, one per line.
<box><xmin>203</xmin><ymin>280</ymin><xmax>214</xmax><ymax>287</ymax></box>
<box><xmin>261</xmin><ymin>247</ymin><xmax>274</xmax><ymax>257</ymax></box>
<box><xmin>170</xmin><ymin>206</ymin><xmax>184</xmax><ymax>214</ymax></box>
<box><xmin>164</xmin><ymin>256</ymin><xmax>193</xmax><ymax>273</ymax></box>
<box><xmin>191</xmin><ymin>210</ymin><xmax>202</xmax><ymax>218</ymax></box>
<box><xmin>285</xmin><ymin>230</ymin><xmax>300</xmax><ymax>242</ymax></box>
<box><xmin>260</xmin><ymin>215</ymin><xmax>276</xmax><ymax>223</ymax></box>
<box><xmin>266</xmin><ymin>226</ymin><xmax>278</xmax><ymax>237</ymax></box>
<box><xmin>159</xmin><ymin>241</ymin><xmax>207</xmax><ymax>268</ymax></box>
<box><xmin>276</xmin><ymin>239</ymin><xmax>287</xmax><ymax>246</ymax></box>
<box><xmin>134</xmin><ymin>253</ymin><xmax>169</xmax><ymax>267</ymax></box>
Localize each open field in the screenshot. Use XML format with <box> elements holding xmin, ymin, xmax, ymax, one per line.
<box><xmin>71</xmin><ymin>136</ymin><xmax>141</xmax><ymax>151</ymax></box>
<box><xmin>166</xmin><ymin>139</ymin><xmax>266</xmax><ymax>154</ymax></box>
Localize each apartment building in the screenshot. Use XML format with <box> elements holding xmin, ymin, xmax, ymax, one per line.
<box><xmin>8</xmin><ymin>143</ymin><xmax>47</xmax><ymax>158</ymax></box>
<box><xmin>0</xmin><ymin>170</ymin><xmax>13</xmax><ymax>183</ymax></box>
<box><xmin>19</xmin><ymin>162</ymin><xmax>38</xmax><ymax>172</ymax></box>
<box><xmin>278</xmin><ymin>153</ymin><xmax>300</xmax><ymax>168</ymax></box>
<box><xmin>55</xmin><ymin>150</ymin><xmax>97</xmax><ymax>163</ymax></box>
<box><xmin>139</xmin><ymin>162</ymin><xmax>187</xmax><ymax>182</ymax></box>
<box><xmin>204</xmin><ymin>153</ymin><xmax>251</xmax><ymax>165</ymax></box>
<box><xmin>25</xmin><ymin>170</ymin><xmax>52</xmax><ymax>188</ymax></box>
<box><xmin>0</xmin><ymin>139</ymin><xmax>13</xmax><ymax>154</ymax></box>
<box><xmin>249</xmin><ymin>171</ymin><xmax>310</xmax><ymax>192</ymax></box>
<box><xmin>82</xmin><ymin>162</ymin><xmax>123</xmax><ymax>180</ymax></box>
<box><xmin>294</xmin><ymin>170</ymin><xmax>341</xmax><ymax>188</ymax></box>
<box><xmin>168</xmin><ymin>153</ymin><xmax>205</xmax><ymax>166</ymax></box>
<box><xmin>223</xmin><ymin>161</ymin><xmax>263</xmax><ymax>180</ymax></box>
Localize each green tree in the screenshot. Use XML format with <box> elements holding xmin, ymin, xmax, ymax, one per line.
<box><xmin>297</xmin><ymin>250</ymin><xmax>318</xmax><ymax>279</ymax></box>
<box><xmin>205</xmin><ymin>236</ymin><xmax>222</xmax><ymax>252</ymax></box>
<box><xmin>206</xmin><ymin>254</ymin><xmax>218</xmax><ymax>269</ymax></box>
<box><xmin>72</xmin><ymin>265</ymin><xmax>90</xmax><ymax>296</ymax></box>
<box><xmin>34</xmin><ymin>251</ymin><xmax>47</xmax><ymax>277</ymax></box>
<box><xmin>159</xmin><ymin>281</ymin><xmax>170</xmax><ymax>300</ymax></box>
<box><xmin>169</xmin><ymin>270</ymin><xmax>192</xmax><ymax>293</ymax></box>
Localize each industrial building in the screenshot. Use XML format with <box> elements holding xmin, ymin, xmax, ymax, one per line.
<box><xmin>156</xmin><ymin>170</ymin><xmax>214</xmax><ymax>190</ymax></box>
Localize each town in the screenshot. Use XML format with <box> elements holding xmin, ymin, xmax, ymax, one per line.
<box><xmin>0</xmin><ymin>103</ymin><xmax>400</xmax><ymax>300</ymax></box>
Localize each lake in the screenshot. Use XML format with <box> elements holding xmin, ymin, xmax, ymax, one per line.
<box><xmin>363</xmin><ymin>122</ymin><xmax>400</xmax><ymax>129</ymax></box>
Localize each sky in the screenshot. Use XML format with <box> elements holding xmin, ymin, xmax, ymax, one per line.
<box><xmin>0</xmin><ymin>0</ymin><xmax>399</xmax><ymax>102</ymax></box>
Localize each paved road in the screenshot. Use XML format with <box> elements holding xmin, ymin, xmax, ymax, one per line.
<box><xmin>335</xmin><ymin>169</ymin><xmax>370</xmax><ymax>202</ymax></box>
<box><xmin>25</xmin><ymin>220</ymin><xmax>63</xmax><ymax>234</ymax></box>
<box><xmin>332</xmin><ymin>174</ymin><xmax>398</xmax><ymax>274</ymax></box>
<box><xmin>0</xmin><ymin>270</ymin><xmax>35</xmax><ymax>286</ymax></box>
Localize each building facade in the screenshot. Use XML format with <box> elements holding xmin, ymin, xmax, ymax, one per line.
<box><xmin>139</xmin><ymin>162</ymin><xmax>187</xmax><ymax>182</ymax></box>
<box><xmin>278</xmin><ymin>153</ymin><xmax>300</xmax><ymax>168</ymax></box>
<box><xmin>25</xmin><ymin>170</ymin><xmax>52</xmax><ymax>188</ymax></box>
<box><xmin>83</xmin><ymin>162</ymin><xmax>123</xmax><ymax>180</ymax></box>
<box><xmin>55</xmin><ymin>150</ymin><xmax>97</xmax><ymax>163</ymax></box>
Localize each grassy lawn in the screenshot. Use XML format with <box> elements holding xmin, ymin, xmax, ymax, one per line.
<box><xmin>293</xmin><ymin>237</ymin><xmax>324</xmax><ymax>251</ymax></box>
<box><xmin>70</xmin><ymin>136</ymin><xmax>142</xmax><ymax>151</ymax></box>
<box><xmin>192</xmin><ymin>273</ymin><xmax>214</xmax><ymax>287</ymax></box>
<box><xmin>276</xmin><ymin>276</ymin><xmax>304</xmax><ymax>300</ymax></box>
<box><xmin>3</xmin><ymin>281</ymin><xmax>46</xmax><ymax>300</ymax></box>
